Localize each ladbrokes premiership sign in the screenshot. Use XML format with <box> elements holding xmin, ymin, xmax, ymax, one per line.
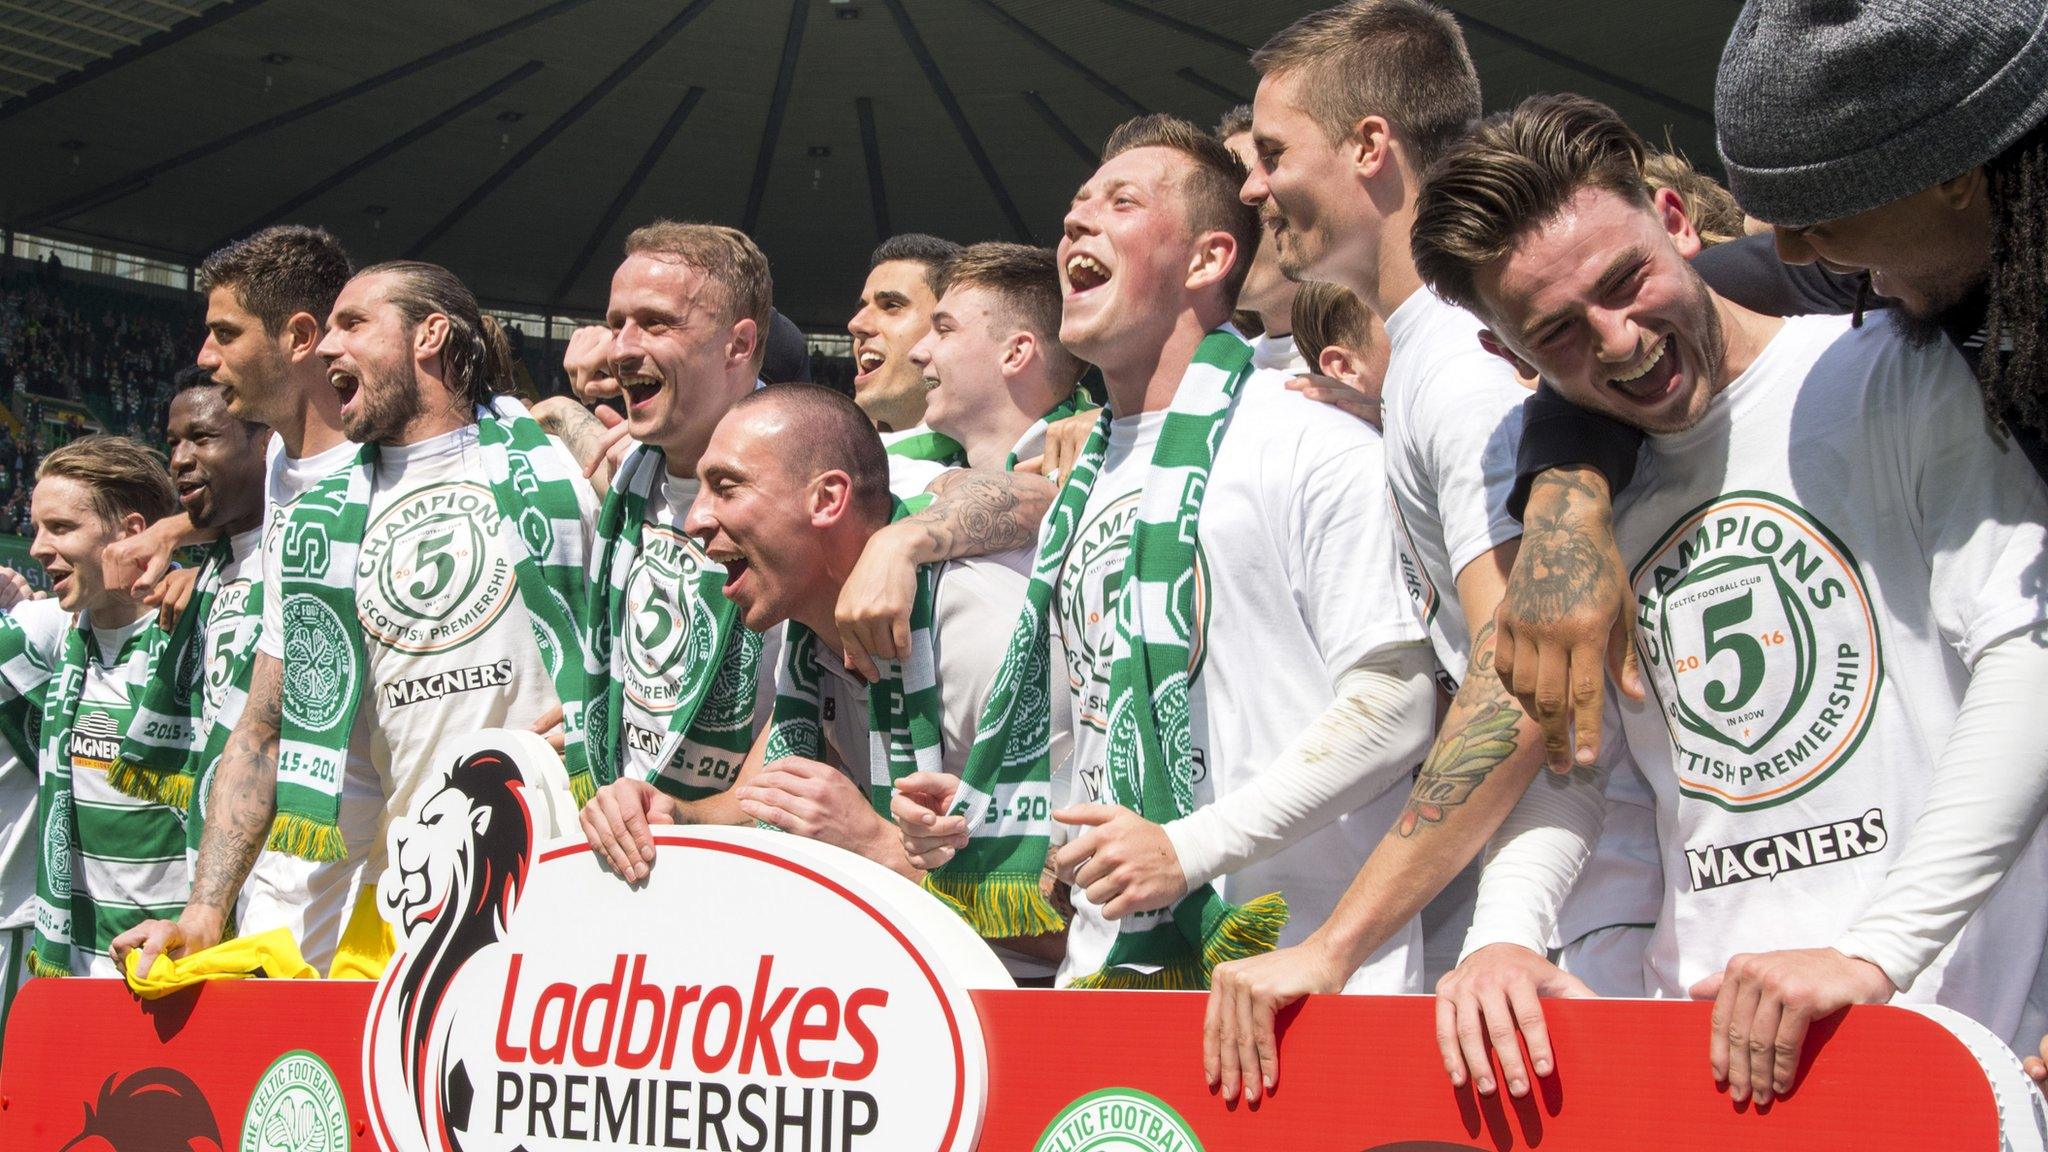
<box><xmin>360</xmin><ymin>732</ymin><xmax>1006</xmax><ymax>1152</ymax></box>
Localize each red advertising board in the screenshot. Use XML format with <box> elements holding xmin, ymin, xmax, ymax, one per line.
<box><xmin>0</xmin><ymin>978</ymin><xmax>2018</xmax><ymax>1151</ymax></box>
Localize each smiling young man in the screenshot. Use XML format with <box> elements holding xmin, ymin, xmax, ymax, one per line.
<box><xmin>111</xmin><ymin>370</ymin><xmax>272</xmax><ymax>870</ymax></box>
<box><xmin>894</xmin><ymin>114</ymin><xmax>1434</xmax><ymax>1005</ymax></box>
<box><xmin>25</xmin><ymin>436</ymin><xmax>184</xmax><ymax>977</ymax></box>
<box><xmin>848</xmin><ymin>234</ymin><xmax>967</xmax><ymax>497</ymax></box>
<box><xmin>1417</xmin><ymin>94</ymin><xmax>2048</xmax><ymax>1108</ymax></box>
<box><xmin>114</xmin><ymin>261</ymin><xmax>596</xmax><ymax>979</ymax></box>
<box><xmin>569</xmin><ymin>222</ymin><xmax>778</xmax><ymax>810</ymax></box>
<box><xmin>907</xmin><ymin>242</ymin><xmax>1089</xmax><ymax>472</ymax></box>
<box><xmin>579</xmin><ymin>384</ymin><xmax>1069</xmax><ymax>979</ymax></box>
<box><xmin>1217</xmin><ymin>105</ymin><xmax>1306</xmax><ymax>375</ymax></box>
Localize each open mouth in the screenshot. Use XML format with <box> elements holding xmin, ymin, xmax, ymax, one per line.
<box><xmin>1065</xmin><ymin>252</ymin><xmax>1111</xmax><ymax>295</ymax></box>
<box><xmin>175</xmin><ymin>479</ymin><xmax>208</xmax><ymax>508</ymax></box>
<box><xmin>714</xmin><ymin>551</ymin><xmax>750</xmax><ymax>596</ymax></box>
<box><xmin>854</xmin><ymin>346</ymin><xmax>886</xmax><ymax>383</ymax></box>
<box><xmin>1607</xmin><ymin>334</ymin><xmax>1679</xmax><ymax>405</ymax></box>
<box><xmin>47</xmin><ymin>570</ymin><xmax>71</xmax><ymax>597</ymax></box>
<box><xmin>330</xmin><ymin>369</ymin><xmax>361</xmax><ymax>411</ymax></box>
<box><xmin>621</xmin><ymin>373</ymin><xmax>664</xmax><ymax>411</ymax></box>
<box><xmin>922</xmin><ymin>374</ymin><xmax>941</xmax><ymax>394</ymax></box>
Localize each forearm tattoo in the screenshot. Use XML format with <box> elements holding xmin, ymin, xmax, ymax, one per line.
<box><xmin>190</xmin><ymin>657</ymin><xmax>283</xmax><ymax>915</ymax></box>
<box><xmin>1399</xmin><ymin>623</ymin><xmax>1526</xmax><ymax>837</ymax></box>
<box><xmin>534</xmin><ymin>399</ymin><xmax>608</xmax><ymax>473</ymax></box>
<box><xmin>903</xmin><ymin>470</ymin><xmax>1051</xmax><ymax>562</ymax></box>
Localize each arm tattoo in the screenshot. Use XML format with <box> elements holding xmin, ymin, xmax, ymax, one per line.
<box><xmin>1398</xmin><ymin>623</ymin><xmax>1525</xmax><ymax>837</ymax></box>
<box><xmin>901</xmin><ymin>469</ymin><xmax>1052</xmax><ymax>562</ymax></box>
<box><xmin>189</xmin><ymin>655</ymin><xmax>283</xmax><ymax>915</ymax></box>
<box><xmin>533</xmin><ymin>398</ymin><xmax>607</xmax><ymax>473</ymax></box>
<box><xmin>1502</xmin><ymin>468</ymin><xmax>1618</xmax><ymax>627</ymax></box>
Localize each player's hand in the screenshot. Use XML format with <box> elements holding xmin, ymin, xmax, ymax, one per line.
<box><xmin>1494</xmin><ymin>466</ymin><xmax>1645</xmax><ymax>773</ymax></box>
<box><xmin>529</xmin><ymin>703</ymin><xmax>565</xmax><ymax>754</ymax></box>
<box><xmin>890</xmin><ymin>772</ymin><xmax>971</xmax><ymax>870</ymax></box>
<box><xmin>1205</xmin><ymin>937</ymin><xmax>1350</xmax><ymax>1104</ymax></box>
<box><xmin>1286</xmin><ymin>373</ymin><xmax>1381</xmax><ymax>428</ymax></box>
<box><xmin>0</xmin><ymin>565</ymin><xmax>37</xmax><ymax>610</ymax></box>
<box><xmin>836</xmin><ymin>526</ymin><xmax>918</xmax><ymax>684</ymax></box>
<box><xmin>1690</xmin><ymin>947</ymin><xmax>1895</xmax><ymax>1106</ymax></box>
<box><xmin>1035</xmin><ymin>409</ymin><xmax>1099</xmax><ymax>486</ymax></box>
<box><xmin>584</xmin><ymin>406</ymin><xmax>633</xmax><ymax>487</ymax></box>
<box><xmin>580</xmin><ymin>778</ymin><xmax>675</xmax><ymax>882</ymax></box>
<box><xmin>111</xmin><ymin>907</ymin><xmax>225</xmax><ymax>982</ymax></box>
<box><xmin>147</xmin><ymin>565</ymin><xmax>201</xmax><ymax>632</ymax></box>
<box><xmin>2025</xmin><ymin>1033</ymin><xmax>2048</xmax><ymax>1092</ymax></box>
<box><xmin>1051</xmin><ymin>803</ymin><xmax>1186</xmax><ymax>920</ymax></box>
<box><xmin>103</xmin><ymin>520</ymin><xmax>177</xmax><ymax>599</ymax></box>
<box><xmin>1435</xmin><ymin>943</ymin><xmax>1593</xmax><ymax>1098</ymax></box>
<box><xmin>738</xmin><ymin>757</ymin><xmax>896</xmax><ymax>861</ymax></box>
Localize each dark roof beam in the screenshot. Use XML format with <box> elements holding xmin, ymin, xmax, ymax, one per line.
<box><xmin>1022</xmin><ymin>89</ymin><xmax>1097</xmax><ymax>167</ymax></box>
<box><xmin>213</xmin><ymin>59</ymin><xmax>543</xmax><ymax>255</ymax></box>
<box><xmin>1090</xmin><ymin>0</ymin><xmax>1250</xmax><ymax>55</ymax></box>
<box><xmin>405</xmin><ymin>0</ymin><xmax>716</xmax><ymax>259</ymax></box>
<box><xmin>58</xmin><ymin>0</ymin><xmax>169</xmax><ymax>33</ymax></box>
<box><xmin>548</xmin><ymin>83</ymin><xmax>706</xmax><ymax>307</ymax></box>
<box><xmin>1175</xmin><ymin>66</ymin><xmax>1246</xmax><ymax>106</ymax></box>
<box><xmin>740</xmin><ymin>0</ymin><xmax>810</xmax><ymax>236</ymax></box>
<box><xmin>136</xmin><ymin>0</ymin><xmax>201</xmax><ymax>18</ymax></box>
<box><xmin>0</xmin><ymin>0</ymin><xmax>260</xmax><ymax>120</ymax></box>
<box><xmin>0</xmin><ymin>22</ymin><xmax>111</xmax><ymax>59</ymax></box>
<box><xmin>963</xmin><ymin>0</ymin><xmax>1145</xmax><ymax>117</ymax></box>
<box><xmin>1446</xmin><ymin>8</ymin><xmax>1710</xmax><ymax>123</ymax></box>
<box><xmin>1</xmin><ymin>38</ymin><xmax>92</xmax><ymax>69</ymax></box>
<box><xmin>856</xmin><ymin>96</ymin><xmax>889</xmax><ymax>243</ymax></box>
<box><xmin>13</xmin><ymin>0</ymin><xmax>588</xmax><ymax>221</ymax></box>
<box><xmin>881</xmin><ymin>0</ymin><xmax>1034</xmax><ymax>244</ymax></box>
<box><xmin>0</xmin><ymin>59</ymin><xmax>58</xmax><ymax>84</ymax></box>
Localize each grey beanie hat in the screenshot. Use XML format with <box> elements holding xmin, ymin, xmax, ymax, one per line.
<box><xmin>1716</xmin><ymin>0</ymin><xmax>2048</xmax><ymax>228</ymax></box>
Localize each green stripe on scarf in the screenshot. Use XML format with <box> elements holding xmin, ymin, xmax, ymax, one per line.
<box><xmin>884</xmin><ymin>427</ymin><xmax>967</xmax><ymax>467</ymax></box>
<box><xmin>763</xmin><ymin>502</ymin><xmax>1062</xmax><ymax>941</ymax></box>
<box><xmin>978</xmin><ymin>329</ymin><xmax>1287</xmax><ymax>989</ymax></box>
<box><xmin>273</xmin><ymin>399</ymin><xmax>590</xmax><ymax>859</ymax></box>
<box><xmin>32</xmin><ymin>617</ymin><xmax>168</xmax><ymax>977</ymax></box>
<box><xmin>1006</xmin><ymin>390</ymin><xmax>1096</xmax><ymax>472</ymax></box>
<box><xmin>576</xmin><ymin>443</ymin><xmax>762</xmax><ymax>804</ymax></box>
<box><xmin>110</xmin><ymin>541</ymin><xmax>263</xmax><ymax>845</ymax></box>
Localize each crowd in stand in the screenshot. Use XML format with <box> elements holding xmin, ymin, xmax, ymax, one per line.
<box><xmin>5</xmin><ymin>0</ymin><xmax>2048</xmax><ymax>1119</ymax></box>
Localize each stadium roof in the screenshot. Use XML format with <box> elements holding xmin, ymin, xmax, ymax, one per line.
<box><xmin>0</xmin><ymin>0</ymin><xmax>1739</xmax><ymax>329</ymax></box>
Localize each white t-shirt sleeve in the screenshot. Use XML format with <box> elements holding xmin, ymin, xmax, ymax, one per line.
<box><xmin>1290</xmin><ymin>431</ymin><xmax>1429</xmax><ymax>677</ymax></box>
<box><xmin>1415</xmin><ymin>351</ymin><xmax>1527</xmax><ymax>582</ymax></box>
<box><xmin>258</xmin><ymin>520</ymin><xmax>284</xmax><ymax>661</ymax></box>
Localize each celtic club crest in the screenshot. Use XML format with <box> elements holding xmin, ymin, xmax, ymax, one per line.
<box><xmin>281</xmin><ymin>596</ymin><xmax>352</xmax><ymax>733</ymax></box>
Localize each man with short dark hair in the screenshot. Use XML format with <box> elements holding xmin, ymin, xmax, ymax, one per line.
<box><xmin>848</xmin><ymin>233</ymin><xmax>966</xmax><ymax>497</ymax></box>
<box><xmin>26</xmin><ymin>435</ymin><xmax>183</xmax><ymax>976</ymax></box>
<box><xmin>896</xmin><ymin>113</ymin><xmax>1434</xmax><ymax>1002</ymax></box>
<box><xmin>1217</xmin><ymin>105</ymin><xmax>1306</xmax><ymax>374</ymax></box>
<box><xmin>1416</xmin><ymin>93</ymin><xmax>2048</xmax><ymax>1108</ymax></box>
<box><xmin>115</xmin><ymin>262</ymin><xmax>597</xmax><ymax>979</ymax></box>
<box><xmin>580</xmin><ymin>384</ymin><xmax>1069</xmax><ymax>980</ymax></box>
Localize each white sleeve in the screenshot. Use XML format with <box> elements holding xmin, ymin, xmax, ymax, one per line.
<box><xmin>1458</xmin><ymin>698</ymin><xmax>1625</xmax><ymax>961</ymax></box>
<box><xmin>1291</xmin><ymin>432</ymin><xmax>1428</xmax><ymax>676</ymax></box>
<box><xmin>257</xmin><ymin>520</ymin><xmax>285</xmax><ymax>660</ymax></box>
<box><xmin>1418</xmin><ymin>353</ymin><xmax>1527</xmax><ymax>581</ymax></box>
<box><xmin>1833</xmin><ymin>629</ymin><xmax>2048</xmax><ymax>987</ymax></box>
<box><xmin>1163</xmin><ymin>643</ymin><xmax>1435</xmax><ymax>890</ymax></box>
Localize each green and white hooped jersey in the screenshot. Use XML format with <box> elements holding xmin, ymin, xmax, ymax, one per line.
<box><xmin>0</xmin><ymin>600</ymin><xmax>66</xmax><ymax>932</ymax></box>
<box><xmin>68</xmin><ymin>615</ymin><xmax>187</xmax><ymax>975</ymax></box>
<box><xmin>1611</xmin><ymin>313</ymin><xmax>2048</xmax><ymax>1039</ymax></box>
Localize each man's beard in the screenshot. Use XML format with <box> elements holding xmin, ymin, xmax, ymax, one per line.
<box><xmin>1888</xmin><ymin>270</ymin><xmax>1986</xmax><ymax>350</ymax></box>
<box><xmin>345</xmin><ymin>362</ymin><xmax>423</xmax><ymax>444</ymax></box>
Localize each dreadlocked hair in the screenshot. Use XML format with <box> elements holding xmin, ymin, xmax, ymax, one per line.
<box><xmin>1983</xmin><ymin>117</ymin><xmax>2048</xmax><ymax>440</ymax></box>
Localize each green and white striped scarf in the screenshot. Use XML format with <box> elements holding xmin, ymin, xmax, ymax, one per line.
<box><xmin>0</xmin><ymin>609</ymin><xmax>57</xmax><ymax>769</ymax></box>
<box><xmin>272</xmin><ymin>398</ymin><xmax>590</xmax><ymax>860</ymax></box>
<box><xmin>577</xmin><ymin>442</ymin><xmax>763</xmax><ymax>804</ymax></box>
<box><xmin>1006</xmin><ymin>390</ymin><xmax>1095</xmax><ymax>472</ymax></box>
<box><xmin>884</xmin><ymin>425</ymin><xmax>966</xmax><ymax>468</ymax></box>
<box><xmin>980</xmin><ymin>329</ymin><xmax>1287</xmax><ymax>989</ymax></box>
<box><xmin>32</xmin><ymin>616</ymin><xmax>168</xmax><ymax>977</ymax></box>
<box><xmin>111</xmin><ymin>540</ymin><xmax>262</xmax><ymax>848</ymax></box>
<box><xmin>763</xmin><ymin>503</ymin><xmax>1063</xmax><ymax>941</ymax></box>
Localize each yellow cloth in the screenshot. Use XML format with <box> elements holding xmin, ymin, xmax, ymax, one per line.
<box><xmin>327</xmin><ymin>884</ymin><xmax>395</xmax><ymax>980</ymax></box>
<box><xmin>122</xmin><ymin>927</ymin><xmax>317</xmax><ymax>999</ymax></box>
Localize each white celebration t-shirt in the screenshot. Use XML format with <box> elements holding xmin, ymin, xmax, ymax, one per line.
<box><xmin>1054</xmin><ymin>371</ymin><xmax>1427</xmax><ymax>991</ymax></box>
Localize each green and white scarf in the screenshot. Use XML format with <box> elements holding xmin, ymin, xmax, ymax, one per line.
<box><xmin>885</xmin><ymin>426</ymin><xmax>967</xmax><ymax>468</ymax></box>
<box><xmin>762</xmin><ymin>503</ymin><xmax>1063</xmax><ymax>941</ymax></box>
<box><xmin>272</xmin><ymin>398</ymin><xmax>590</xmax><ymax>860</ymax></box>
<box><xmin>0</xmin><ymin>610</ymin><xmax>56</xmax><ymax>769</ymax></box>
<box><xmin>31</xmin><ymin>617</ymin><xmax>167</xmax><ymax>978</ymax></box>
<box><xmin>111</xmin><ymin>540</ymin><xmax>262</xmax><ymax>844</ymax></box>
<box><xmin>1006</xmin><ymin>390</ymin><xmax>1096</xmax><ymax>471</ymax></box>
<box><xmin>977</xmin><ymin>329</ymin><xmax>1287</xmax><ymax>989</ymax></box>
<box><xmin>576</xmin><ymin>442</ymin><xmax>762</xmax><ymax>804</ymax></box>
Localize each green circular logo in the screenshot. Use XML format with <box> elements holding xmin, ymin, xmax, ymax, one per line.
<box><xmin>241</xmin><ymin>1049</ymin><xmax>348</xmax><ymax>1152</ymax></box>
<box><xmin>1033</xmin><ymin>1087</ymin><xmax>1204</xmax><ymax>1152</ymax></box>
<box><xmin>357</xmin><ymin>482</ymin><xmax>512</xmax><ymax>655</ymax></box>
<box><xmin>281</xmin><ymin>596</ymin><xmax>351</xmax><ymax>733</ymax></box>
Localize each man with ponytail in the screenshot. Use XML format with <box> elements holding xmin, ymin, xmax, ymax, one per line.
<box><xmin>114</xmin><ymin>261</ymin><xmax>597</xmax><ymax>980</ymax></box>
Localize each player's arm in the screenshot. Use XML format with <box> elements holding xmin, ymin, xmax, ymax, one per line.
<box><xmin>102</xmin><ymin>510</ymin><xmax>212</xmax><ymax>598</ymax></box>
<box><xmin>1205</xmin><ymin>542</ymin><xmax>1566</xmax><ymax>1103</ymax></box>
<box><xmin>835</xmin><ymin>468</ymin><xmax>1054</xmax><ymax>680</ymax></box>
<box><xmin>1700</xmin><ymin>627</ymin><xmax>2048</xmax><ymax>1107</ymax></box>
<box><xmin>111</xmin><ymin>652</ymin><xmax>283</xmax><ymax>974</ymax></box>
<box><xmin>582</xmin><ymin>720</ymin><xmax>768</xmax><ymax>881</ymax></box>
<box><xmin>531</xmin><ymin>395</ymin><xmax>615</xmax><ymax>490</ymax></box>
